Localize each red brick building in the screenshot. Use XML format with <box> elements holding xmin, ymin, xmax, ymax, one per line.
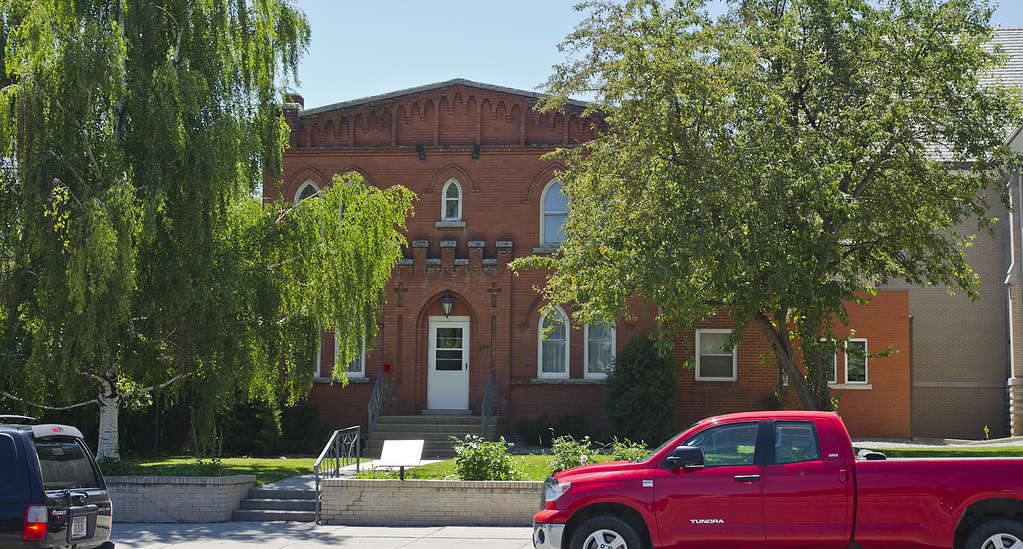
<box><xmin>270</xmin><ymin>79</ymin><xmax>912</xmax><ymax>449</ymax></box>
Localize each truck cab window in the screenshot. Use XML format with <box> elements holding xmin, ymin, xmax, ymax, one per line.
<box><xmin>774</xmin><ymin>421</ymin><xmax>821</xmax><ymax>464</ymax></box>
<box><xmin>684</xmin><ymin>422</ymin><xmax>759</xmax><ymax>466</ymax></box>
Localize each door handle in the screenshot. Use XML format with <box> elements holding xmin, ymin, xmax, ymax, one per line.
<box><xmin>839</xmin><ymin>469</ymin><xmax>849</xmax><ymax>483</ymax></box>
<box><xmin>733</xmin><ymin>474</ymin><xmax>761</xmax><ymax>482</ymax></box>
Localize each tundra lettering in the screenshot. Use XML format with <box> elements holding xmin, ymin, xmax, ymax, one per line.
<box><xmin>532</xmin><ymin>411</ymin><xmax>1023</xmax><ymax>549</ymax></box>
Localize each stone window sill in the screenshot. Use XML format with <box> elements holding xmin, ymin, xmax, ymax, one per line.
<box><xmin>532</xmin><ymin>245</ymin><xmax>560</xmax><ymax>254</ymax></box>
<box><xmin>829</xmin><ymin>383</ymin><xmax>872</xmax><ymax>390</ymax></box>
<box><xmin>313</xmin><ymin>376</ymin><xmax>372</xmax><ymax>384</ymax></box>
<box><xmin>512</xmin><ymin>377</ymin><xmax>605</xmax><ymax>385</ymax></box>
<box><xmin>435</xmin><ymin>220</ymin><xmax>466</xmax><ymax>228</ymax></box>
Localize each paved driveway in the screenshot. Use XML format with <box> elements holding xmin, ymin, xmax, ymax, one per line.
<box><xmin>113</xmin><ymin>522</ymin><xmax>535</xmax><ymax>548</ymax></box>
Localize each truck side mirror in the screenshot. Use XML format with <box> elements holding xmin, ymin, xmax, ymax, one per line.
<box><xmin>663</xmin><ymin>445</ymin><xmax>704</xmax><ymax>470</ymax></box>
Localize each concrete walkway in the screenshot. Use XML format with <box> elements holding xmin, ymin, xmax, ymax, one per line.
<box><xmin>113</xmin><ymin>523</ymin><xmax>534</xmax><ymax>549</ymax></box>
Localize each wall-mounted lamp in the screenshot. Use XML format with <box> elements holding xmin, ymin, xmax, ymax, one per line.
<box><xmin>416</xmin><ymin>144</ymin><xmax>426</xmax><ymax>161</ymax></box>
<box><xmin>471</xmin><ymin>144</ymin><xmax>480</xmax><ymax>160</ymax></box>
<box><xmin>440</xmin><ymin>291</ymin><xmax>454</xmax><ymax>317</ymax></box>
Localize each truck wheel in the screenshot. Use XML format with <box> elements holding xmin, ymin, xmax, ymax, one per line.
<box><xmin>571</xmin><ymin>515</ymin><xmax>643</xmax><ymax>549</ymax></box>
<box><xmin>967</xmin><ymin>519</ymin><xmax>1023</xmax><ymax>549</ymax></box>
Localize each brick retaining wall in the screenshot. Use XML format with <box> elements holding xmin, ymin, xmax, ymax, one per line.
<box><xmin>105</xmin><ymin>475</ymin><xmax>256</xmax><ymax>523</ymax></box>
<box><xmin>320</xmin><ymin>478</ymin><xmax>543</xmax><ymax>526</ymax></box>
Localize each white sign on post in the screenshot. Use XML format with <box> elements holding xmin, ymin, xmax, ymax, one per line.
<box><xmin>376</xmin><ymin>439</ymin><xmax>424</xmax><ymax>480</ymax></box>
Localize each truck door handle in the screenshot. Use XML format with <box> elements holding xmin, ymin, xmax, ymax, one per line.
<box><xmin>733</xmin><ymin>474</ymin><xmax>761</xmax><ymax>482</ymax></box>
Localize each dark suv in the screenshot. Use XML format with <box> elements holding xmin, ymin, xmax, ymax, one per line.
<box><xmin>0</xmin><ymin>416</ymin><xmax>113</xmax><ymax>548</ymax></box>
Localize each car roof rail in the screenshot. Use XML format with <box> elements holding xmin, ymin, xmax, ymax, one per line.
<box><xmin>0</xmin><ymin>415</ymin><xmax>39</xmax><ymax>425</ymax></box>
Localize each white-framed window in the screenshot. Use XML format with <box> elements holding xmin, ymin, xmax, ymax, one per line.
<box><xmin>540</xmin><ymin>179</ymin><xmax>569</xmax><ymax>246</ymax></box>
<box><xmin>695</xmin><ymin>329</ymin><xmax>737</xmax><ymax>381</ymax></box>
<box><xmin>820</xmin><ymin>339</ymin><xmax>838</xmax><ymax>384</ymax></box>
<box><xmin>584</xmin><ymin>322</ymin><xmax>615</xmax><ymax>379</ymax></box>
<box><xmin>294</xmin><ymin>180</ymin><xmax>320</xmax><ymax>204</ymax></box>
<box><xmin>845</xmin><ymin>339</ymin><xmax>868</xmax><ymax>384</ymax></box>
<box><xmin>442</xmin><ymin>179</ymin><xmax>462</xmax><ymax>221</ymax></box>
<box><xmin>538</xmin><ymin>307</ymin><xmax>570</xmax><ymax>378</ymax></box>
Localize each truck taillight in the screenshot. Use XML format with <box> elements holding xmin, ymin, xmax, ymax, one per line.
<box><xmin>23</xmin><ymin>505</ymin><xmax>47</xmax><ymax>541</ymax></box>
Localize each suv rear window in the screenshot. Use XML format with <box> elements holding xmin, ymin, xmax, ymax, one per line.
<box><xmin>35</xmin><ymin>439</ymin><xmax>100</xmax><ymax>490</ymax></box>
<box><xmin>0</xmin><ymin>434</ymin><xmax>16</xmax><ymax>487</ymax></box>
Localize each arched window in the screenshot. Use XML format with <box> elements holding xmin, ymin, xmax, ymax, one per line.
<box><xmin>294</xmin><ymin>180</ymin><xmax>319</xmax><ymax>204</ymax></box>
<box><xmin>584</xmin><ymin>321</ymin><xmax>615</xmax><ymax>378</ymax></box>
<box><xmin>540</xmin><ymin>179</ymin><xmax>569</xmax><ymax>245</ymax></box>
<box><xmin>442</xmin><ymin>179</ymin><xmax>462</xmax><ymax>221</ymax></box>
<box><xmin>538</xmin><ymin>307</ymin><xmax>570</xmax><ymax>378</ymax></box>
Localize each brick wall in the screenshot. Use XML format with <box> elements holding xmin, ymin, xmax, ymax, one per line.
<box><xmin>105</xmin><ymin>475</ymin><xmax>255</xmax><ymax>523</ymax></box>
<box><xmin>319</xmin><ymin>478</ymin><xmax>542</xmax><ymax>526</ymax></box>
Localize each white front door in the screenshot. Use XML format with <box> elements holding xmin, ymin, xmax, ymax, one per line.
<box><xmin>427</xmin><ymin>316</ymin><xmax>470</xmax><ymax>410</ymax></box>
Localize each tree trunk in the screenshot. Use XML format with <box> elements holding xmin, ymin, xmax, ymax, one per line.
<box><xmin>754</xmin><ymin>311</ymin><xmax>824</xmax><ymax>411</ymax></box>
<box><xmin>96</xmin><ymin>390</ymin><xmax>120</xmax><ymax>461</ymax></box>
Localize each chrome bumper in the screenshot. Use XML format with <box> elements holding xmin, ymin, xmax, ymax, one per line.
<box><xmin>532</xmin><ymin>522</ymin><xmax>565</xmax><ymax>549</ymax></box>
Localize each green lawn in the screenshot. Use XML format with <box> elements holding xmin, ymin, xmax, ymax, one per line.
<box><xmin>360</xmin><ymin>454</ymin><xmax>620</xmax><ymax>481</ymax></box>
<box><xmin>859</xmin><ymin>446</ymin><xmax>1023</xmax><ymax>458</ymax></box>
<box><xmin>99</xmin><ymin>456</ymin><xmax>333</xmax><ymax>485</ymax></box>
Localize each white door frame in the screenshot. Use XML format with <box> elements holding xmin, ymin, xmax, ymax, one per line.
<box><xmin>427</xmin><ymin>316</ymin><xmax>470</xmax><ymax>410</ymax></box>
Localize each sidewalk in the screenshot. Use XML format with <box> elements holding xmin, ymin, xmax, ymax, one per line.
<box><xmin>113</xmin><ymin>522</ymin><xmax>534</xmax><ymax>548</ymax></box>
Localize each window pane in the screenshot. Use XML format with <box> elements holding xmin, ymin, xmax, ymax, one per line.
<box><xmin>436</xmin><ymin>359</ymin><xmax>462</xmax><ymax>371</ymax></box>
<box><xmin>0</xmin><ymin>435</ymin><xmax>14</xmax><ymax>487</ymax></box>
<box><xmin>445</xmin><ymin>198</ymin><xmax>459</xmax><ymax>219</ymax></box>
<box><xmin>437</xmin><ymin>328</ymin><xmax>463</xmax><ymax>349</ymax></box>
<box><xmin>542</xmin><ymin>340</ymin><xmax>566</xmax><ymax>373</ymax></box>
<box><xmin>445</xmin><ymin>182</ymin><xmax>460</xmax><ymax>198</ymax></box>
<box><xmin>685</xmin><ymin>423</ymin><xmax>759</xmax><ymax>467</ymax></box>
<box><xmin>347</xmin><ymin>352</ymin><xmax>363</xmax><ymax>374</ymax></box>
<box><xmin>543</xmin><ymin>312</ymin><xmax>566</xmax><ymax>338</ymax></box>
<box><xmin>774</xmin><ymin>421</ymin><xmax>821</xmax><ymax>464</ymax></box>
<box><xmin>699</xmin><ymin>332</ymin><xmax>731</xmax><ymax>354</ymax></box>
<box><xmin>847</xmin><ymin>341</ymin><xmax>867</xmax><ymax>382</ymax></box>
<box><xmin>827</xmin><ymin>354</ymin><xmax>837</xmax><ymax>383</ymax></box>
<box><xmin>699</xmin><ymin>355</ymin><xmax>734</xmax><ymax>379</ymax></box>
<box><xmin>543</xmin><ymin>181</ymin><xmax>569</xmax><ymax>211</ymax></box>
<box><xmin>588</xmin><ymin>340</ymin><xmax>613</xmax><ymax>375</ymax></box>
<box><xmin>35</xmin><ymin>440</ymin><xmax>100</xmax><ymax>491</ymax></box>
<box><xmin>298</xmin><ymin>184</ymin><xmax>318</xmax><ymax>202</ymax></box>
<box><xmin>543</xmin><ymin>214</ymin><xmax>566</xmax><ymax>244</ymax></box>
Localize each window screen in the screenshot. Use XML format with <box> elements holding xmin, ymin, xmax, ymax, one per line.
<box><xmin>35</xmin><ymin>439</ymin><xmax>100</xmax><ymax>491</ymax></box>
<box><xmin>774</xmin><ymin>421</ymin><xmax>821</xmax><ymax>464</ymax></box>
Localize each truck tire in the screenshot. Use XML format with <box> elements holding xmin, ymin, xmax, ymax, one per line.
<box><xmin>571</xmin><ymin>515</ymin><xmax>644</xmax><ymax>549</ymax></box>
<box><xmin>967</xmin><ymin>518</ymin><xmax>1023</xmax><ymax>549</ymax></box>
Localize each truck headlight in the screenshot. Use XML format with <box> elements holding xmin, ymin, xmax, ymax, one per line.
<box><xmin>544</xmin><ymin>478</ymin><xmax>571</xmax><ymax>503</ymax></box>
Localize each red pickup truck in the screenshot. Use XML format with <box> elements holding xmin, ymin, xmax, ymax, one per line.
<box><xmin>532</xmin><ymin>411</ymin><xmax>1023</xmax><ymax>549</ymax></box>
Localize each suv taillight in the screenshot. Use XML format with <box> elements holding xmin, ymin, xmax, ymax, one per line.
<box><xmin>23</xmin><ymin>505</ymin><xmax>47</xmax><ymax>541</ymax></box>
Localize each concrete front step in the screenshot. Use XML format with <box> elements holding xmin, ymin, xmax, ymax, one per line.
<box><xmin>238</xmin><ymin>498</ymin><xmax>315</xmax><ymax>511</ymax></box>
<box><xmin>233</xmin><ymin>487</ymin><xmax>317</xmax><ymax>522</ymax></box>
<box><xmin>372</xmin><ymin>423</ymin><xmax>496</xmax><ymax>434</ymax></box>
<box><xmin>376</xmin><ymin>415</ymin><xmax>486</xmax><ymax>425</ymax></box>
<box><xmin>231</xmin><ymin>509</ymin><xmax>315</xmax><ymax>522</ymax></box>
<box><xmin>368</xmin><ymin>430</ymin><xmax>492</xmax><ymax>442</ymax></box>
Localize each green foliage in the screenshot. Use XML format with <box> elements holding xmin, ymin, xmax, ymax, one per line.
<box><xmin>513</xmin><ymin>0</ymin><xmax>1023</xmax><ymax>411</ymax></box>
<box><xmin>609</xmin><ymin>437</ymin><xmax>649</xmax><ymax>462</ymax></box>
<box><xmin>603</xmin><ymin>333</ymin><xmax>678</xmax><ymax>447</ymax></box>
<box><xmin>0</xmin><ymin>0</ymin><xmax>413</xmax><ymax>459</ymax></box>
<box><xmin>452</xmin><ymin>435</ymin><xmax>523</xmax><ymax>481</ymax></box>
<box><xmin>220</xmin><ymin>400</ymin><xmax>282</xmax><ymax>457</ymax></box>
<box><xmin>354</xmin><ymin>467</ymin><xmax>423</xmax><ymax>480</ymax></box>
<box><xmin>549</xmin><ymin>435</ymin><xmax>597</xmax><ymax>475</ymax></box>
<box><xmin>514</xmin><ymin>413</ymin><xmax>589</xmax><ymax>447</ymax></box>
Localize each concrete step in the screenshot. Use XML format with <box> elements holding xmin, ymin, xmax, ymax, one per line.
<box><xmin>372</xmin><ymin>423</ymin><xmax>496</xmax><ymax>434</ymax></box>
<box><xmin>377</xmin><ymin>415</ymin><xmax>485</xmax><ymax>425</ymax></box>
<box><xmin>238</xmin><ymin>498</ymin><xmax>315</xmax><ymax>511</ymax></box>
<box><xmin>247</xmin><ymin>487</ymin><xmax>316</xmax><ymax>500</ymax></box>
<box><xmin>231</xmin><ymin>509</ymin><xmax>315</xmax><ymax>522</ymax></box>
<box><xmin>368</xmin><ymin>431</ymin><xmax>489</xmax><ymax>442</ymax></box>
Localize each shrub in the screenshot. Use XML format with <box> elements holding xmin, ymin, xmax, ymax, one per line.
<box><xmin>354</xmin><ymin>466</ymin><xmax>422</xmax><ymax>479</ymax></box>
<box><xmin>452</xmin><ymin>435</ymin><xmax>522</xmax><ymax>480</ymax></box>
<box><xmin>549</xmin><ymin>435</ymin><xmax>596</xmax><ymax>475</ymax></box>
<box><xmin>604</xmin><ymin>333</ymin><xmax>678</xmax><ymax>447</ymax></box>
<box><xmin>610</xmin><ymin>437</ymin><xmax>649</xmax><ymax>462</ymax></box>
<box><xmin>514</xmin><ymin>415</ymin><xmax>553</xmax><ymax>447</ymax></box>
<box><xmin>553</xmin><ymin>414</ymin><xmax>588</xmax><ymax>440</ymax></box>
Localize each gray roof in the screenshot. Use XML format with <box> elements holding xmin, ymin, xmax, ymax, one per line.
<box><xmin>298</xmin><ymin>78</ymin><xmax>587</xmax><ymax>118</ymax></box>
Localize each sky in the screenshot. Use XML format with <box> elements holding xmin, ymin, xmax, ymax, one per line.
<box><xmin>291</xmin><ymin>0</ymin><xmax>1023</xmax><ymax>110</ymax></box>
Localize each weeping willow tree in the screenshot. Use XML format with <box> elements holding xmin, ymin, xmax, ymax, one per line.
<box><xmin>0</xmin><ymin>0</ymin><xmax>413</xmax><ymax>460</ymax></box>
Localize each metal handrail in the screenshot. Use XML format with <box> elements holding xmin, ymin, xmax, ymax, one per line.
<box><xmin>481</xmin><ymin>372</ymin><xmax>498</xmax><ymax>440</ymax></box>
<box><xmin>312</xmin><ymin>425</ymin><xmax>361</xmax><ymax>525</ymax></box>
<box><xmin>366</xmin><ymin>373</ymin><xmax>392</xmax><ymax>440</ymax></box>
